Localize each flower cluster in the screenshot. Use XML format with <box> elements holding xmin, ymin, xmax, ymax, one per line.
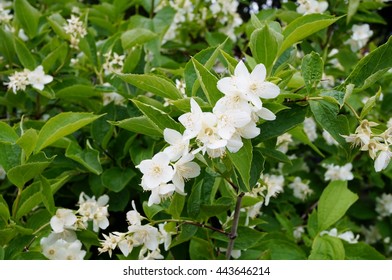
<box><xmin>296</xmin><ymin>0</ymin><xmax>328</xmax><ymax>15</ymax></box>
<box><xmin>98</xmin><ymin>201</ymin><xmax>173</xmax><ymax>259</ymax></box>
<box><xmin>3</xmin><ymin>66</ymin><xmax>53</xmax><ymax>94</ymax></box>
<box><xmin>137</xmin><ymin>61</ymin><xmax>280</xmax><ymax>206</ymax></box>
<box><xmin>102</xmin><ymin>51</ymin><xmax>125</xmax><ymax>75</ymax></box>
<box><xmin>288</xmin><ymin>177</ymin><xmax>313</xmax><ymax>201</ymax></box>
<box><xmin>345</xmin><ymin>24</ymin><xmax>373</xmax><ymax>52</ymax></box>
<box><xmin>157</xmin><ymin>0</ymin><xmax>242</xmax><ymax>44</ymax></box>
<box><xmin>343</xmin><ymin>119</ymin><xmax>392</xmax><ymax>172</ymax></box>
<box><xmin>0</xmin><ymin>1</ymin><xmax>12</xmax><ymax>24</ymax></box>
<box><xmin>375</xmin><ymin>193</ymin><xmax>392</xmax><ymax>219</ymax></box>
<box><xmin>40</xmin><ymin>193</ymin><xmax>109</xmax><ymax>260</ymax></box>
<box><xmin>63</xmin><ymin>14</ymin><xmax>87</xmax><ymax>49</ymax></box>
<box><xmin>323</xmin><ymin>163</ymin><xmax>354</xmax><ymax>181</ymax></box>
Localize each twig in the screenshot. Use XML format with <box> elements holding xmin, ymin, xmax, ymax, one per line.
<box><xmin>226</xmin><ymin>192</ymin><xmax>245</xmax><ymax>260</ymax></box>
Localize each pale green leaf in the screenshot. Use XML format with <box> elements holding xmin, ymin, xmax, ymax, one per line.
<box><xmin>16</xmin><ymin>128</ymin><xmax>38</xmax><ymax>161</ymax></box>
<box><xmin>301</xmin><ymin>51</ymin><xmax>323</xmax><ymax>92</ymax></box>
<box><xmin>118</xmin><ymin>73</ymin><xmax>183</xmax><ymax>100</ymax></box>
<box><xmin>279</xmin><ymin>14</ymin><xmax>342</xmax><ymax>56</ymax></box>
<box><xmin>112</xmin><ymin>116</ymin><xmax>161</xmax><ymax>137</ymax></box>
<box><xmin>14</xmin><ymin>0</ymin><xmax>41</xmax><ymax>38</ymax></box>
<box><xmin>318</xmin><ymin>180</ymin><xmax>358</xmax><ymax>231</ymax></box>
<box><xmin>227</xmin><ymin>139</ymin><xmax>253</xmax><ymax>192</ymax></box>
<box><xmin>121</xmin><ymin>28</ymin><xmax>157</xmax><ymax>49</ymax></box>
<box><xmin>14</xmin><ymin>37</ymin><xmax>36</xmax><ymax>69</ymax></box>
<box><xmin>309</xmin><ymin>235</ymin><xmax>345</xmax><ymax>260</ymax></box>
<box><xmin>0</xmin><ymin>122</ymin><xmax>18</xmax><ymax>143</ymax></box>
<box><xmin>35</xmin><ymin>112</ymin><xmax>103</xmax><ymax>152</ymax></box>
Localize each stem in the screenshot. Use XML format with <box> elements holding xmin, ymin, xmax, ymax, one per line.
<box><xmin>12</xmin><ymin>188</ymin><xmax>23</xmax><ymax>219</ymax></box>
<box><xmin>344</xmin><ymin>102</ymin><xmax>361</xmax><ymax>120</ymax></box>
<box><xmin>226</xmin><ymin>192</ymin><xmax>245</xmax><ymax>260</ymax></box>
<box><xmin>150</xmin><ymin>0</ymin><xmax>155</xmax><ymax>18</ymax></box>
<box><xmin>150</xmin><ymin>219</ymin><xmax>229</xmax><ymax>237</ymax></box>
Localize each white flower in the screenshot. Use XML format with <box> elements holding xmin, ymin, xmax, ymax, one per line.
<box><xmin>172</xmin><ymin>153</ymin><xmax>200</xmax><ymax>194</ymax></box>
<box><xmin>126</xmin><ymin>201</ymin><xmax>145</xmax><ymax>226</ymax></box>
<box><xmin>217</xmin><ymin>61</ymin><xmax>280</xmax><ymax>110</ymax></box>
<box><xmin>276</xmin><ymin>133</ymin><xmax>293</xmax><ymax>153</ymax></box>
<box><xmin>18</xmin><ymin>29</ymin><xmax>29</xmax><ymax>41</ymax></box>
<box><xmin>345</xmin><ymin>24</ymin><xmax>373</xmax><ymax>52</ymax></box>
<box><xmin>148</xmin><ymin>183</ymin><xmax>176</xmax><ymax>206</ymax></box>
<box><xmin>375</xmin><ymin>193</ymin><xmax>392</xmax><ymax>218</ymax></box>
<box><xmin>293</xmin><ymin>226</ymin><xmax>305</xmax><ymax>240</ymax></box>
<box><xmin>103</xmin><ymin>91</ymin><xmax>125</xmax><ymax>106</ymax></box>
<box><xmin>50</xmin><ymin>209</ymin><xmax>77</xmax><ymax>233</ymax></box>
<box><xmin>41</xmin><ymin>231</ymin><xmax>86</xmax><ymax>260</ymax></box>
<box><xmin>260</xmin><ymin>174</ymin><xmax>285</xmax><ymax>206</ymax></box>
<box><xmin>288</xmin><ymin>177</ymin><xmax>313</xmax><ymax>201</ymax></box>
<box><xmin>296</xmin><ymin>0</ymin><xmax>328</xmax><ymax>14</ymax></box>
<box><xmin>78</xmin><ymin>192</ymin><xmax>110</xmax><ymax>232</ymax></box>
<box><xmin>213</xmin><ymin>98</ymin><xmax>252</xmax><ymax>140</ymax></box>
<box><xmin>158</xmin><ymin>223</ymin><xmax>173</xmax><ymax>251</ymax></box>
<box><xmin>163</xmin><ymin>128</ymin><xmax>190</xmax><ymax>161</ymax></box>
<box><xmin>139</xmin><ymin>248</ymin><xmax>164</xmax><ymax>260</ymax></box>
<box><xmin>322</xmin><ymin>130</ymin><xmax>339</xmax><ymax>146</ymax></box>
<box><xmin>27</xmin><ymin>65</ymin><xmax>53</xmax><ymax>91</ymax></box>
<box><xmin>303</xmin><ymin>117</ymin><xmax>318</xmax><ymax>141</ymax></box>
<box><xmin>128</xmin><ymin>224</ymin><xmax>160</xmax><ymax>251</ymax></box>
<box><xmin>361</xmin><ymin>225</ymin><xmax>382</xmax><ymax>244</ymax></box>
<box><xmin>4</xmin><ymin>69</ymin><xmax>30</xmax><ymax>93</ymax></box>
<box><xmin>320</xmin><ymin>228</ymin><xmax>359</xmax><ymax>244</ymax></box>
<box><xmin>323</xmin><ymin>163</ymin><xmax>354</xmax><ymax>181</ymax></box>
<box><xmin>137</xmin><ymin>152</ymin><xmax>175</xmax><ymax>190</ymax></box>
<box><xmin>98</xmin><ymin>232</ymin><xmax>122</xmax><ymax>257</ymax></box>
<box><xmin>374</xmin><ymin>149</ymin><xmax>392</xmax><ymax>172</ymax></box>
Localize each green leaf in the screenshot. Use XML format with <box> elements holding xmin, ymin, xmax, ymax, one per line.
<box><xmin>249</xmin><ymin>149</ymin><xmax>265</xmax><ymax>188</ymax></box>
<box><xmin>317</xmin><ymin>180</ymin><xmax>358</xmax><ymax>231</ymax></box>
<box><xmin>290</xmin><ymin>126</ymin><xmax>324</xmax><ymax>157</ymax></box>
<box><xmin>35</xmin><ymin>112</ymin><xmax>103</xmax><ymax>152</ymax></box>
<box><xmin>47</xmin><ymin>13</ymin><xmax>68</xmax><ymax>40</ymax></box>
<box><xmin>0</xmin><ymin>122</ymin><xmax>18</xmax><ymax>143</ymax></box>
<box><xmin>309</xmin><ymin>100</ymin><xmax>350</xmax><ymax>152</ymax></box>
<box><xmin>170</xmin><ymin>224</ymin><xmax>198</xmax><ymax>248</ymax></box>
<box><xmin>320</xmin><ymin>90</ymin><xmax>345</xmax><ymax>108</ymax></box>
<box><xmin>121</xmin><ymin>28</ymin><xmax>157</xmax><ymax>49</ymax></box>
<box><xmin>39</xmin><ymin>176</ymin><xmax>56</xmax><ymax>215</ymax></box>
<box><xmin>132</xmin><ymin>99</ymin><xmax>181</xmax><ymax>133</ymax></box>
<box><xmin>256</xmin><ymin>147</ymin><xmax>291</xmax><ymax>164</ymax></box>
<box><xmin>347</xmin><ymin>0</ymin><xmax>360</xmax><ymax>24</ymax></box>
<box><xmin>199</xmin><ymin>203</ymin><xmax>232</xmax><ymax>220</ymax></box>
<box><xmin>56</xmin><ymin>85</ymin><xmax>101</xmax><ymax>99</ymax></box>
<box><xmin>0</xmin><ymin>195</ymin><xmax>10</xmax><ymax>223</ymax></box>
<box><xmin>227</xmin><ymin>139</ymin><xmax>253</xmax><ymax>192</ymax></box>
<box><xmin>279</xmin><ymin>14</ymin><xmax>342</xmax><ymax>56</ymax></box>
<box><xmin>7</xmin><ymin>153</ymin><xmax>54</xmax><ymax>189</ymax></box>
<box><xmin>16</xmin><ymin>129</ymin><xmax>38</xmax><ymax>161</ymax></box>
<box><xmin>91</xmin><ymin>103</ymin><xmax>115</xmax><ymax>149</ymax></box>
<box><xmin>309</xmin><ymin>235</ymin><xmax>345</xmax><ymax>260</ymax></box>
<box><xmin>344</xmin><ymin>242</ymin><xmax>385</xmax><ymax>260</ymax></box>
<box><xmin>14</xmin><ymin>37</ymin><xmax>36</xmax><ymax>69</ymax></box>
<box><xmin>142</xmin><ymin>201</ymin><xmax>164</xmax><ymax>220</ymax></box>
<box><xmin>190</xmin><ymin>237</ymin><xmax>215</xmax><ymax>260</ymax></box>
<box><xmin>79</xmin><ymin>32</ymin><xmax>98</xmax><ymax>66</ymax></box>
<box><xmin>14</xmin><ymin>182</ymin><xmax>42</xmax><ymax>220</ymax></box>
<box><xmin>256</xmin><ymin>234</ymin><xmax>307</xmax><ymax>260</ymax></box>
<box><xmin>42</xmin><ymin>43</ymin><xmax>68</xmax><ymax>72</ymax></box>
<box><xmin>360</xmin><ymin>87</ymin><xmax>382</xmax><ymax>119</ymax></box>
<box><xmin>0</xmin><ymin>28</ymin><xmax>16</xmax><ymax>63</ymax></box>
<box><xmin>255</xmin><ymin>105</ymin><xmax>307</xmax><ymax>143</ymax></box>
<box><xmin>0</xmin><ymin>143</ymin><xmax>22</xmax><ymax>171</ymax></box>
<box><xmin>250</xmin><ymin>25</ymin><xmax>283</xmax><ymax>73</ymax></box>
<box><xmin>101</xmin><ymin>167</ymin><xmax>135</xmax><ymax>193</ymax></box>
<box><xmin>65</xmin><ymin>141</ymin><xmax>103</xmax><ymax>175</ymax></box>
<box><xmin>14</xmin><ymin>0</ymin><xmax>41</xmax><ymax>39</ymax></box>
<box><xmin>187</xmin><ymin>180</ymin><xmax>202</xmax><ymax>219</ymax></box>
<box><xmin>118</xmin><ymin>73</ymin><xmax>183</xmax><ymax>100</ymax></box>
<box><xmin>301</xmin><ymin>51</ymin><xmax>323</xmax><ymax>92</ymax></box>
<box><xmin>167</xmin><ymin>193</ymin><xmax>186</xmax><ymax>219</ymax></box>
<box><xmin>191</xmin><ymin>58</ymin><xmax>223</xmax><ymax>106</ymax></box>
<box><xmin>343</xmin><ymin>36</ymin><xmax>392</xmax><ymax>91</ymax></box>
<box><xmin>113</xmin><ymin>116</ymin><xmax>161</xmax><ymax>137</ymax></box>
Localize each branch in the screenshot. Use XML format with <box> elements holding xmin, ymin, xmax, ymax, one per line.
<box><xmin>226</xmin><ymin>192</ymin><xmax>245</xmax><ymax>260</ymax></box>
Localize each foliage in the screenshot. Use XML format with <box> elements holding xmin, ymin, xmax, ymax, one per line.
<box><xmin>0</xmin><ymin>0</ymin><xmax>391</xmax><ymax>260</ymax></box>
